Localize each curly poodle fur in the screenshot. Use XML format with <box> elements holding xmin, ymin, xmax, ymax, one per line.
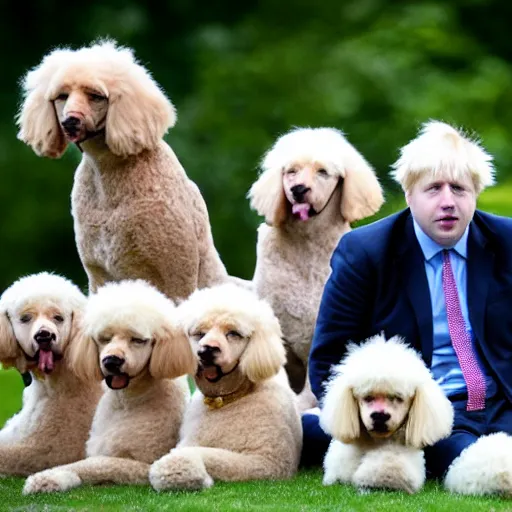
<box><xmin>0</xmin><ymin>272</ymin><xmax>101</xmax><ymax>476</ymax></box>
<box><xmin>444</xmin><ymin>432</ymin><xmax>512</xmax><ymax>496</ymax></box>
<box><xmin>16</xmin><ymin>39</ymin><xmax>229</xmax><ymax>300</ymax></box>
<box><xmin>149</xmin><ymin>284</ymin><xmax>302</xmax><ymax>491</ymax></box>
<box><xmin>248</xmin><ymin>127</ymin><xmax>384</xmax><ymax>407</ymax></box>
<box><xmin>23</xmin><ymin>279</ymin><xmax>195</xmax><ymax>494</ymax></box>
<box><xmin>320</xmin><ymin>334</ymin><xmax>453</xmax><ymax>493</ymax></box>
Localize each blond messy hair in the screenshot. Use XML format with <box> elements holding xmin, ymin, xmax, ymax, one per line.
<box><xmin>390</xmin><ymin>120</ymin><xmax>495</xmax><ymax>195</ymax></box>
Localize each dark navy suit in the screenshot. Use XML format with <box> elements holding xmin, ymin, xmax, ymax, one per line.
<box><xmin>303</xmin><ymin>208</ymin><xmax>512</xmax><ymax>475</ymax></box>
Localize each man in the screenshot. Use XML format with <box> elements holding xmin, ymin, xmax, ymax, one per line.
<box><xmin>304</xmin><ymin>121</ymin><xmax>512</xmax><ymax>495</ymax></box>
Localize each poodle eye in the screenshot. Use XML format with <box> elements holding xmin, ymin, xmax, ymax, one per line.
<box><xmin>88</xmin><ymin>92</ymin><xmax>106</xmax><ymax>102</ymax></box>
<box><xmin>285</xmin><ymin>168</ymin><xmax>297</xmax><ymax>176</ymax></box>
<box><xmin>317</xmin><ymin>168</ymin><xmax>329</xmax><ymax>177</ymax></box>
<box><xmin>131</xmin><ymin>337</ymin><xmax>148</xmax><ymax>345</ymax></box>
<box><xmin>363</xmin><ymin>395</ymin><xmax>374</xmax><ymax>403</ymax></box>
<box><xmin>55</xmin><ymin>93</ymin><xmax>68</xmax><ymax>101</ymax></box>
<box><xmin>391</xmin><ymin>395</ymin><xmax>404</xmax><ymax>403</ymax></box>
<box><xmin>53</xmin><ymin>314</ymin><xmax>64</xmax><ymax>323</ymax></box>
<box><xmin>227</xmin><ymin>330</ymin><xmax>243</xmax><ymax>339</ymax></box>
<box><xmin>97</xmin><ymin>335</ymin><xmax>111</xmax><ymax>344</ymax></box>
<box><xmin>19</xmin><ymin>314</ymin><xmax>32</xmax><ymax>324</ymax></box>
<box><xmin>191</xmin><ymin>332</ymin><xmax>205</xmax><ymax>340</ymax></box>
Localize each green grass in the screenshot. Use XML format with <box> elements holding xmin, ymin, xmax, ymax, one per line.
<box><xmin>1</xmin><ymin>370</ymin><xmax>512</xmax><ymax>511</ymax></box>
<box><xmin>3</xmin><ymin>183</ymin><xmax>512</xmax><ymax>510</ymax></box>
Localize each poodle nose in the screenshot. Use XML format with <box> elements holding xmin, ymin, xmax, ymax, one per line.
<box><xmin>102</xmin><ymin>355</ymin><xmax>125</xmax><ymax>373</ymax></box>
<box><xmin>290</xmin><ymin>184</ymin><xmax>310</xmax><ymax>202</ymax></box>
<box><xmin>62</xmin><ymin>116</ymin><xmax>82</xmax><ymax>135</ymax></box>
<box><xmin>34</xmin><ymin>329</ymin><xmax>56</xmax><ymax>348</ymax></box>
<box><xmin>370</xmin><ymin>411</ymin><xmax>391</xmax><ymax>423</ymax></box>
<box><xmin>198</xmin><ymin>345</ymin><xmax>220</xmax><ymax>365</ymax></box>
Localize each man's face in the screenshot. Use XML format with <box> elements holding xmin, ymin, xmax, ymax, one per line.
<box><xmin>406</xmin><ymin>173</ymin><xmax>477</xmax><ymax>247</ymax></box>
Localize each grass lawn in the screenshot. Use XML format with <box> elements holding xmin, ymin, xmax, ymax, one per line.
<box><xmin>1</xmin><ymin>370</ymin><xmax>511</xmax><ymax>511</ymax></box>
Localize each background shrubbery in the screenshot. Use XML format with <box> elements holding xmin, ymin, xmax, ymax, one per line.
<box><xmin>0</xmin><ymin>0</ymin><xmax>512</xmax><ymax>293</ymax></box>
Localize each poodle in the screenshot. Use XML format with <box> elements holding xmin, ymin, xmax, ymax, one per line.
<box><xmin>320</xmin><ymin>334</ymin><xmax>453</xmax><ymax>493</ymax></box>
<box><xmin>0</xmin><ymin>272</ymin><xmax>101</xmax><ymax>476</ymax></box>
<box><xmin>149</xmin><ymin>284</ymin><xmax>302</xmax><ymax>491</ymax></box>
<box><xmin>16</xmin><ymin>39</ymin><xmax>229</xmax><ymax>301</ymax></box>
<box><xmin>23</xmin><ymin>279</ymin><xmax>196</xmax><ymax>494</ymax></box>
<box><xmin>248</xmin><ymin>127</ymin><xmax>384</xmax><ymax>408</ymax></box>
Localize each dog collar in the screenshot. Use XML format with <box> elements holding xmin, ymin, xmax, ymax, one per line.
<box><xmin>203</xmin><ymin>382</ymin><xmax>254</xmax><ymax>410</ymax></box>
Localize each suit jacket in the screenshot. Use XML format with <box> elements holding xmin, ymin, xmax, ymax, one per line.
<box><xmin>309</xmin><ymin>208</ymin><xmax>512</xmax><ymax>404</ymax></box>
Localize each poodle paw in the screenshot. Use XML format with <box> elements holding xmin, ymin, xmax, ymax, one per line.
<box><xmin>23</xmin><ymin>469</ymin><xmax>81</xmax><ymax>494</ymax></box>
<box><xmin>353</xmin><ymin>450</ymin><xmax>424</xmax><ymax>494</ymax></box>
<box><xmin>150</xmin><ymin>448</ymin><xmax>213</xmax><ymax>492</ymax></box>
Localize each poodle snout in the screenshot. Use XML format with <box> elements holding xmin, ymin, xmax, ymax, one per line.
<box><xmin>61</xmin><ymin>116</ymin><xmax>84</xmax><ymax>138</ymax></box>
<box><xmin>34</xmin><ymin>329</ymin><xmax>56</xmax><ymax>350</ymax></box>
<box><xmin>198</xmin><ymin>345</ymin><xmax>220</xmax><ymax>366</ymax></box>
<box><xmin>370</xmin><ymin>411</ymin><xmax>391</xmax><ymax>432</ymax></box>
<box><xmin>290</xmin><ymin>184</ymin><xmax>310</xmax><ymax>202</ymax></box>
<box><xmin>102</xmin><ymin>355</ymin><xmax>125</xmax><ymax>374</ymax></box>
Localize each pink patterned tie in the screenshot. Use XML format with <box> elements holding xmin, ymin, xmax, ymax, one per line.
<box><xmin>442</xmin><ymin>250</ymin><xmax>486</xmax><ymax>411</ymax></box>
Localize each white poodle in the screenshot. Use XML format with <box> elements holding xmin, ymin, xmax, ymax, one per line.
<box><xmin>23</xmin><ymin>279</ymin><xmax>195</xmax><ymax>494</ymax></box>
<box><xmin>0</xmin><ymin>272</ymin><xmax>101</xmax><ymax>476</ymax></box>
<box><xmin>149</xmin><ymin>284</ymin><xmax>302</xmax><ymax>491</ymax></box>
<box><xmin>321</xmin><ymin>334</ymin><xmax>454</xmax><ymax>493</ymax></box>
<box><xmin>16</xmin><ymin>39</ymin><xmax>229</xmax><ymax>301</ymax></box>
<box><xmin>248</xmin><ymin>127</ymin><xmax>384</xmax><ymax>408</ymax></box>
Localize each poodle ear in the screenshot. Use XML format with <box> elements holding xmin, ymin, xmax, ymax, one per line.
<box><xmin>16</xmin><ymin>50</ymin><xmax>69</xmax><ymax>158</ymax></box>
<box><xmin>67</xmin><ymin>329</ymin><xmax>103</xmax><ymax>382</ymax></box>
<box><xmin>149</xmin><ymin>324</ymin><xmax>197</xmax><ymax>380</ymax></box>
<box><xmin>340</xmin><ymin>147</ymin><xmax>384</xmax><ymax>223</ymax></box>
<box><xmin>240</xmin><ymin>325</ymin><xmax>286</xmax><ymax>383</ymax></box>
<box><xmin>320</xmin><ymin>377</ymin><xmax>360</xmax><ymax>443</ymax></box>
<box><xmin>105</xmin><ymin>67</ymin><xmax>176</xmax><ymax>157</ymax></box>
<box><xmin>0</xmin><ymin>312</ymin><xmax>18</xmax><ymax>364</ymax></box>
<box><xmin>248</xmin><ymin>168</ymin><xmax>288</xmax><ymax>227</ymax></box>
<box><xmin>405</xmin><ymin>380</ymin><xmax>454</xmax><ymax>449</ymax></box>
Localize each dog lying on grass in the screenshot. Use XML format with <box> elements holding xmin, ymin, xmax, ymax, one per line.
<box><xmin>23</xmin><ymin>280</ymin><xmax>195</xmax><ymax>493</ymax></box>
<box><xmin>149</xmin><ymin>284</ymin><xmax>302</xmax><ymax>491</ymax></box>
<box><xmin>0</xmin><ymin>272</ymin><xmax>101</xmax><ymax>476</ymax></box>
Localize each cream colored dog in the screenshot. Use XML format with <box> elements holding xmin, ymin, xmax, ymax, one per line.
<box><xmin>17</xmin><ymin>40</ymin><xmax>228</xmax><ymax>301</ymax></box>
<box><xmin>321</xmin><ymin>334</ymin><xmax>453</xmax><ymax>493</ymax></box>
<box><xmin>0</xmin><ymin>272</ymin><xmax>101</xmax><ymax>476</ymax></box>
<box><xmin>149</xmin><ymin>284</ymin><xmax>302</xmax><ymax>491</ymax></box>
<box><xmin>23</xmin><ymin>279</ymin><xmax>195</xmax><ymax>493</ymax></box>
<box><xmin>248</xmin><ymin>127</ymin><xmax>384</xmax><ymax>408</ymax></box>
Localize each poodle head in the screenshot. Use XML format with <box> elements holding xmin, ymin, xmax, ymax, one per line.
<box><xmin>320</xmin><ymin>334</ymin><xmax>454</xmax><ymax>449</ymax></box>
<box><xmin>248</xmin><ymin>127</ymin><xmax>384</xmax><ymax>226</ymax></box>
<box><xmin>68</xmin><ymin>280</ymin><xmax>196</xmax><ymax>389</ymax></box>
<box><xmin>178</xmin><ymin>284</ymin><xmax>286</xmax><ymax>385</ymax></box>
<box><xmin>17</xmin><ymin>39</ymin><xmax>176</xmax><ymax>158</ymax></box>
<box><xmin>0</xmin><ymin>272</ymin><xmax>86</xmax><ymax>375</ymax></box>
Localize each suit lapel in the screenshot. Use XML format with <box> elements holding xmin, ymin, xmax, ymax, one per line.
<box><xmin>398</xmin><ymin>215</ymin><xmax>433</xmax><ymax>365</ymax></box>
<box><xmin>467</xmin><ymin>220</ymin><xmax>493</xmax><ymax>347</ymax></box>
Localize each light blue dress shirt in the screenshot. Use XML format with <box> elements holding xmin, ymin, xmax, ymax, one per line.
<box><xmin>413</xmin><ymin>220</ymin><xmax>469</xmax><ymax>396</ymax></box>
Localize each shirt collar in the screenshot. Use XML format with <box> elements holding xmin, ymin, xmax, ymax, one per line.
<box><xmin>413</xmin><ymin>219</ymin><xmax>468</xmax><ymax>261</ymax></box>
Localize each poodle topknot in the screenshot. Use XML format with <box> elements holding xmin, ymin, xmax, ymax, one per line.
<box><xmin>391</xmin><ymin>120</ymin><xmax>495</xmax><ymax>194</ymax></box>
<box><xmin>0</xmin><ymin>271</ymin><xmax>85</xmax><ymax>315</ymax></box>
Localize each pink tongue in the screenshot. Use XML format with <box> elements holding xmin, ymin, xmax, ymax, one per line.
<box><xmin>110</xmin><ymin>375</ymin><xmax>129</xmax><ymax>389</ymax></box>
<box><xmin>203</xmin><ymin>367</ymin><xmax>219</xmax><ymax>380</ymax></box>
<box><xmin>292</xmin><ymin>203</ymin><xmax>310</xmax><ymax>221</ymax></box>
<box><xmin>38</xmin><ymin>350</ymin><xmax>54</xmax><ymax>373</ymax></box>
